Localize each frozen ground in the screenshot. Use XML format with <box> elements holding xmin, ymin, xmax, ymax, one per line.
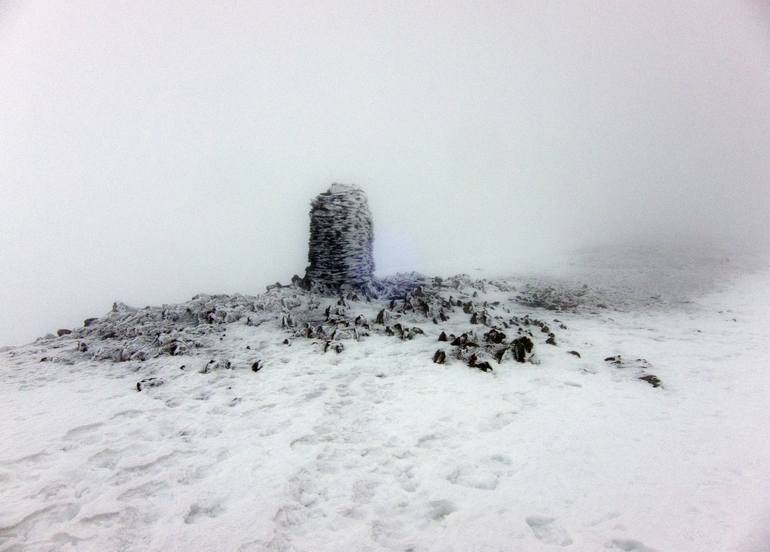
<box><xmin>1</xmin><ymin>247</ymin><xmax>769</xmax><ymax>552</ymax></box>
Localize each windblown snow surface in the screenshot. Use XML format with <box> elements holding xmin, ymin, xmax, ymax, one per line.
<box><xmin>1</xmin><ymin>247</ymin><xmax>769</xmax><ymax>552</ymax></box>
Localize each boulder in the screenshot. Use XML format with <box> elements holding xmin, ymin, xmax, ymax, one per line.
<box><xmin>433</xmin><ymin>350</ymin><xmax>447</xmax><ymax>364</ymax></box>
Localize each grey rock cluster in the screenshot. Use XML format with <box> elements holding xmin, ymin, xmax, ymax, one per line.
<box><xmin>604</xmin><ymin>355</ymin><xmax>662</xmax><ymax>387</ymax></box>
<box><xmin>22</xmin><ymin>271</ymin><xmax>548</xmax><ymax>369</ymax></box>
<box><xmin>302</xmin><ymin>183</ymin><xmax>375</xmax><ymax>294</ymax></box>
<box><xmin>515</xmin><ymin>282</ymin><xmax>609</xmax><ymax>312</ymax></box>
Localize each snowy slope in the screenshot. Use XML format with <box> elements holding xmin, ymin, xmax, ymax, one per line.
<box><xmin>1</xmin><ymin>248</ymin><xmax>769</xmax><ymax>552</ymax></box>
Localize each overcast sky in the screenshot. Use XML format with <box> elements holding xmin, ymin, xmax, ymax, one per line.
<box><xmin>1</xmin><ymin>0</ymin><xmax>768</xmax><ymax>345</ymax></box>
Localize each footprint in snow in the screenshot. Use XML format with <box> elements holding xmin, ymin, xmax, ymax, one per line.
<box><xmin>289</xmin><ymin>434</ymin><xmax>318</xmax><ymax>448</ymax></box>
<box><xmin>302</xmin><ymin>385</ymin><xmax>326</xmax><ymax>401</ymax></box>
<box><xmin>273</xmin><ymin>504</ymin><xmax>307</xmax><ymax>528</ymax></box>
<box><xmin>477</xmin><ymin>411</ymin><xmax>518</xmax><ymax>432</ymax></box>
<box><xmin>351</xmin><ymin>478</ymin><xmax>380</xmax><ymax>503</ymax></box>
<box><xmin>30</xmin><ymin>481</ymin><xmax>68</xmax><ymax>501</ymax></box>
<box><xmin>1</xmin><ymin>450</ymin><xmax>50</xmax><ymax>467</ymax></box>
<box><xmin>416</xmin><ymin>433</ymin><xmax>443</xmax><ymax>448</ymax></box>
<box><xmin>447</xmin><ymin>464</ymin><xmax>499</xmax><ymax>490</ymax></box>
<box><xmin>110</xmin><ymin>409</ymin><xmax>145</xmax><ymax>420</ymax></box>
<box><xmin>116</xmin><ymin>479</ymin><xmax>169</xmax><ymax>502</ymax></box>
<box><xmin>184</xmin><ymin>500</ymin><xmax>225</xmax><ymax>524</ymax></box>
<box><xmin>78</xmin><ymin>511</ymin><xmax>121</xmax><ymax>528</ymax></box>
<box><xmin>87</xmin><ymin>448</ymin><xmax>124</xmax><ymax>469</ymax></box>
<box><xmin>396</xmin><ymin>463</ymin><xmax>419</xmax><ymax>492</ymax></box>
<box><xmin>61</xmin><ymin>422</ymin><xmax>104</xmax><ymax>449</ymax></box>
<box><xmin>525</xmin><ymin>515</ymin><xmax>573</xmax><ymax>546</ymax></box>
<box><xmin>486</xmin><ymin>453</ymin><xmax>514</xmax><ymax>471</ymax></box>
<box><xmin>0</xmin><ymin>503</ymin><xmax>81</xmax><ymax>542</ymax></box>
<box><xmin>446</xmin><ymin>455</ymin><xmax>515</xmax><ymax>490</ymax></box>
<box><xmin>427</xmin><ymin>500</ymin><xmax>457</xmax><ymax>520</ymax></box>
<box><xmin>608</xmin><ymin>538</ymin><xmax>659</xmax><ymax>552</ymax></box>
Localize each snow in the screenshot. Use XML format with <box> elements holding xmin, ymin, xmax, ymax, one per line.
<box><xmin>1</xmin><ymin>247</ymin><xmax>769</xmax><ymax>552</ymax></box>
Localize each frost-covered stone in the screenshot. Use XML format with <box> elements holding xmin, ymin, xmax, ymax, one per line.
<box><xmin>4</xmin><ymin>264</ymin><xmax>602</xmax><ymax>387</ymax></box>
<box><xmin>303</xmin><ymin>183</ymin><xmax>375</xmax><ymax>294</ymax></box>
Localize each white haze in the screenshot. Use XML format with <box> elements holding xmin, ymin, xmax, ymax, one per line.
<box><xmin>1</xmin><ymin>0</ymin><xmax>768</xmax><ymax>345</ymax></box>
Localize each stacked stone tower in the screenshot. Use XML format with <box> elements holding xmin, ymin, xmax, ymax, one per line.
<box><xmin>303</xmin><ymin>183</ymin><xmax>375</xmax><ymax>293</ymax></box>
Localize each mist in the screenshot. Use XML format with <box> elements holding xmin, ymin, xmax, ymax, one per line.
<box><xmin>1</xmin><ymin>0</ymin><xmax>768</xmax><ymax>345</ymax></box>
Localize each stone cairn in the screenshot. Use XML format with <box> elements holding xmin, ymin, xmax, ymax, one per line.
<box><xmin>301</xmin><ymin>183</ymin><xmax>375</xmax><ymax>294</ymax></box>
<box><xmin>30</xmin><ymin>182</ymin><xmax>626</xmax><ymax>380</ymax></box>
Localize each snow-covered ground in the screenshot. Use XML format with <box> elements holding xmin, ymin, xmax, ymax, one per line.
<box><xmin>1</xmin><ymin>247</ymin><xmax>769</xmax><ymax>552</ymax></box>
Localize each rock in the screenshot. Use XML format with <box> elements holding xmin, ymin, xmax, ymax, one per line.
<box><xmin>57</xmin><ymin>329</ymin><xmax>72</xmax><ymax>337</ymax></box>
<box><xmin>433</xmin><ymin>350</ymin><xmax>447</xmax><ymax>364</ymax></box>
<box><xmin>545</xmin><ymin>335</ymin><xmax>557</xmax><ymax>346</ymax></box>
<box><xmin>483</xmin><ymin>329</ymin><xmax>506</xmax><ymax>344</ymax></box>
<box><xmin>323</xmin><ymin>341</ymin><xmax>344</xmax><ymax>354</ymax></box>
<box><xmin>251</xmin><ymin>360</ymin><xmax>263</xmax><ymax>372</ymax></box>
<box><xmin>523</xmin><ymin>336</ymin><xmax>534</xmax><ymax>352</ymax></box>
<box><xmin>112</xmin><ymin>302</ymin><xmax>137</xmax><ymax>314</ymax></box>
<box><xmin>281</xmin><ymin>313</ymin><xmax>295</xmax><ymax>328</ymax></box>
<box><xmin>136</xmin><ymin>377</ymin><xmax>164</xmax><ymax>392</ymax></box>
<box><xmin>200</xmin><ymin>359</ymin><xmax>231</xmax><ymax>373</ymax></box>
<box><xmin>160</xmin><ymin>340</ymin><xmax>186</xmax><ymax>356</ymax></box>
<box><xmin>639</xmin><ymin>374</ymin><xmax>662</xmax><ymax>388</ymax></box>
<box><xmin>475</xmin><ymin>361</ymin><xmax>493</xmax><ymax>372</ymax></box>
<box><xmin>77</xmin><ymin>342</ymin><xmax>88</xmax><ymax>353</ymax></box>
<box><xmin>438</xmin><ymin>331</ymin><xmax>448</xmax><ymax>342</ymax></box>
<box><xmin>83</xmin><ymin>318</ymin><xmax>98</xmax><ymax>327</ymax></box>
<box><xmin>511</xmin><ymin>336</ymin><xmax>534</xmax><ymax>362</ymax></box>
<box><xmin>567</xmin><ymin>350</ymin><xmax>581</xmax><ymax>358</ymax></box>
<box><xmin>405</xmin><ymin>327</ymin><xmax>424</xmax><ymax>340</ymax></box>
<box><xmin>451</xmin><ymin>333</ymin><xmax>479</xmax><ymax>348</ymax></box>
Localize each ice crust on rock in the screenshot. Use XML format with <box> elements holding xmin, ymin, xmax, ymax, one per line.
<box><xmin>302</xmin><ymin>183</ymin><xmax>375</xmax><ymax>294</ymax></box>
<box><xmin>21</xmin><ymin>266</ymin><xmax>629</xmax><ymax>370</ymax></box>
<box><xmin>21</xmin><ymin>272</ymin><xmax>575</xmax><ymax>371</ymax></box>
